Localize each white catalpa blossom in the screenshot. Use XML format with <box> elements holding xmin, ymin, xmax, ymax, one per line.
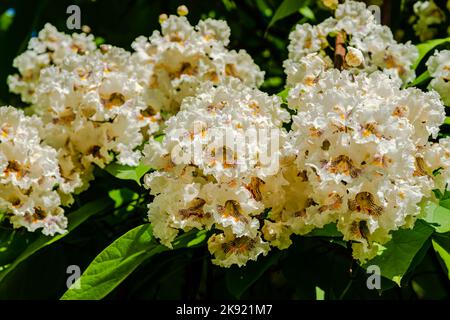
<box><xmin>426</xmin><ymin>50</ymin><xmax>450</xmax><ymax>106</ymax></box>
<box><xmin>284</xmin><ymin>69</ymin><xmax>445</xmax><ymax>261</ymax></box>
<box><xmin>208</xmin><ymin>229</ymin><xmax>270</xmax><ymax>268</ymax></box>
<box><xmin>8</xmin><ymin>23</ymin><xmax>96</xmax><ymax>103</ymax></box>
<box><xmin>131</xmin><ymin>14</ymin><xmax>264</xmax><ymax>115</ymax></box>
<box><xmin>284</xmin><ymin>0</ymin><xmax>418</xmax><ymax>85</ymax></box>
<box><xmin>142</xmin><ymin>80</ymin><xmax>289</xmax><ymax>267</ymax></box>
<box><xmin>411</xmin><ymin>0</ymin><xmax>446</xmax><ymax>41</ymax></box>
<box><xmin>27</xmin><ymin>43</ymin><xmax>156</xmax><ymax>198</ymax></box>
<box><xmin>0</xmin><ymin>106</ymin><xmax>67</xmax><ymax>235</ymax></box>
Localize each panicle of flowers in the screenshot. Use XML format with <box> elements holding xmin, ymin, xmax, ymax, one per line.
<box><xmin>284</xmin><ymin>0</ymin><xmax>418</xmax><ymax>85</ymax></box>
<box><xmin>130</xmin><ymin>10</ymin><xmax>265</xmax><ymax>116</ymax></box>
<box><xmin>142</xmin><ymin>79</ymin><xmax>289</xmax><ymax>267</ymax></box>
<box><xmin>8</xmin><ymin>23</ymin><xmax>96</xmax><ymax>103</ymax></box>
<box><xmin>0</xmin><ymin>106</ymin><xmax>68</xmax><ymax>235</ymax></box>
<box><xmin>282</xmin><ymin>67</ymin><xmax>445</xmax><ymax>261</ymax></box>
<box><xmin>9</xmin><ymin>26</ymin><xmax>158</xmax><ymax>197</ymax></box>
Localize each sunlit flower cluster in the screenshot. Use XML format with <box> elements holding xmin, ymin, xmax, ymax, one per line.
<box><xmin>283</xmin><ymin>69</ymin><xmax>445</xmax><ymax>261</ymax></box>
<box><xmin>8</xmin><ymin>23</ymin><xmax>96</xmax><ymax>103</ymax></box>
<box><xmin>30</xmin><ymin>44</ymin><xmax>155</xmax><ymax>195</ymax></box>
<box><xmin>0</xmin><ymin>106</ymin><xmax>67</xmax><ymax>235</ymax></box>
<box><xmin>284</xmin><ymin>0</ymin><xmax>418</xmax><ymax>85</ymax></box>
<box><xmin>142</xmin><ymin>80</ymin><xmax>288</xmax><ymax>267</ymax></box>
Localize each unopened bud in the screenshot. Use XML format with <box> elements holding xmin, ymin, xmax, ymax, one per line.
<box><xmin>177</xmin><ymin>5</ymin><xmax>189</xmax><ymax>16</ymax></box>
<box><xmin>159</xmin><ymin>13</ymin><xmax>168</xmax><ymax>24</ymax></box>
<box><xmin>81</xmin><ymin>25</ymin><xmax>91</xmax><ymax>33</ymax></box>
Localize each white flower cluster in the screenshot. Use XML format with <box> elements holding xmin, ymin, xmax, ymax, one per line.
<box><xmin>142</xmin><ymin>80</ymin><xmax>289</xmax><ymax>267</ymax></box>
<box><xmin>131</xmin><ymin>15</ymin><xmax>264</xmax><ymax>115</ymax></box>
<box><xmin>0</xmin><ymin>106</ymin><xmax>67</xmax><ymax>235</ymax></box>
<box><xmin>8</xmin><ymin>13</ymin><xmax>264</xmax><ymax>197</ymax></box>
<box><xmin>28</xmin><ymin>44</ymin><xmax>154</xmax><ymax>195</ymax></box>
<box><xmin>411</xmin><ymin>0</ymin><xmax>447</xmax><ymax>41</ymax></box>
<box><xmin>8</xmin><ymin>23</ymin><xmax>96</xmax><ymax>103</ymax></box>
<box><xmin>426</xmin><ymin>50</ymin><xmax>450</xmax><ymax>106</ymax></box>
<box><xmin>284</xmin><ymin>69</ymin><xmax>445</xmax><ymax>261</ymax></box>
<box><xmin>284</xmin><ymin>0</ymin><xmax>418</xmax><ymax>85</ymax></box>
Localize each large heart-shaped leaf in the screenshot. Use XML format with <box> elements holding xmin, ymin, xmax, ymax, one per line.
<box><xmin>61</xmin><ymin>227</ymin><xmax>206</xmax><ymax>300</ymax></box>
<box><xmin>364</xmin><ymin>220</ymin><xmax>434</xmax><ymax>285</ymax></box>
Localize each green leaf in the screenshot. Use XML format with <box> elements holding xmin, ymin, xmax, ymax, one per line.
<box><xmin>262</xmin><ymin>76</ymin><xmax>283</xmax><ymax>88</ymax></box>
<box><xmin>277</xmin><ymin>87</ymin><xmax>289</xmax><ymax>102</ymax></box>
<box><xmin>364</xmin><ymin>220</ymin><xmax>434</xmax><ymax>285</ymax></box>
<box><xmin>61</xmin><ymin>227</ymin><xmax>205</xmax><ymax>300</ymax></box>
<box><xmin>315</xmin><ymin>286</ymin><xmax>325</xmax><ymax>300</ymax></box>
<box><xmin>105</xmin><ymin>162</ymin><xmax>151</xmax><ymax>186</ymax></box>
<box><xmin>61</xmin><ymin>224</ymin><xmax>163</xmax><ymax>300</ymax></box>
<box><xmin>268</xmin><ymin>0</ymin><xmax>306</xmax><ymax>28</ymax></box>
<box><xmin>298</xmin><ymin>6</ymin><xmax>315</xmax><ymax>21</ymax></box>
<box><xmin>432</xmin><ymin>239</ymin><xmax>450</xmax><ymax>279</ymax></box>
<box><xmin>95</xmin><ymin>36</ymin><xmax>105</xmax><ymax>46</ymax></box>
<box><xmin>433</xmin><ymin>232</ymin><xmax>450</xmax><ymax>249</ymax></box>
<box><xmin>413</xmin><ymin>37</ymin><xmax>450</xmax><ymax>69</ymax></box>
<box><xmin>0</xmin><ymin>9</ymin><xmax>14</xmax><ymax>31</ymax></box>
<box><xmin>306</xmin><ymin>223</ymin><xmax>342</xmax><ymax>237</ymax></box>
<box><xmin>0</xmin><ymin>197</ymin><xmax>112</xmax><ymax>284</ymax></box>
<box><xmin>226</xmin><ymin>251</ymin><xmax>282</xmax><ymax>299</ymax></box>
<box><xmin>408</xmin><ymin>70</ymin><xmax>430</xmax><ymax>87</ymax></box>
<box><xmin>421</xmin><ymin>200</ymin><xmax>450</xmax><ymax>233</ymax></box>
<box><xmin>440</xmin><ymin>198</ymin><xmax>450</xmax><ymax>210</ymax></box>
<box><xmin>108</xmin><ymin>188</ymin><xmax>139</xmax><ymax>209</ymax></box>
<box><xmin>444</xmin><ymin>117</ymin><xmax>450</xmax><ymax>126</ymax></box>
<box><xmin>432</xmin><ymin>233</ymin><xmax>450</xmax><ymax>278</ymax></box>
<box><xmin>154</xmin><ymin>134</ymin><xmax>165</xmax><ymax>143</ymax></box>
<box><xmin>186</xmin><ymin>229</ymin><xmax>209</xmax><ymax>248</ymax></box>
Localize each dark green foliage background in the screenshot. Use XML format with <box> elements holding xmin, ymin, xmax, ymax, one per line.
<box><xmin>0</xmin><ymin>0</ymin><xmax>450</xmax><ymax>300</ymax></box>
